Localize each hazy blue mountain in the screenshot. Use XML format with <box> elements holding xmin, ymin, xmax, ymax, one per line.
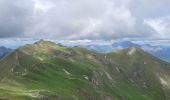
<box><xmin>0</xmin><ymin>46</ymin><xmax>12</xmax><ymax>59</ymax></box>
<box><xmin>84</xmin><ymin>44</ymin><xmax>113</xmax><ymax>52</ymax></box>
<box><xmin>84</xmin><ymin>40</ymin><xmax>141</xmax><ymax>52</ymax></box>
<box><xmin>112</xmin><ymin>40</ymin><xmax>141</xmax><ymax>48</ymax></box>
<box><xmin>150</xmin><ymin>47</ymin><xmax>170</xmax><ymax>63</ymax></box>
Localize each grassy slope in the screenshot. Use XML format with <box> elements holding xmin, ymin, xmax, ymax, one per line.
<box><xmin>0</xmin><ymin>41</ymin><xmax>170</xmax><ymax>100</ymax></box>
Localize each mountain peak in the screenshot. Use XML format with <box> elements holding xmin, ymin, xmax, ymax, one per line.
<box><xmin>126</xmin><ymin>45</ymin><xmax>143</xmax><ymax>56</ymax></box>
<box><xmin>36</xmin><ymin>39</ymin><xmax>45</xmax><ymax>43</ymax></box>
<box><xmin>34</xmin><ymin>39</ymin><xmax>54</xmax><ymax>45</ymax></box>
<box><xmin>127</xmin><ymin>45</ymin><xmax>137</xmax><ymax>55</ymax></box>
<box><xmin>34</xmin><ymin>39</ymin><xmax>65</xmax><ymax>47</ymax></box>
<box><xmin>128</xmin><ymin>45</ymin><xmax>138</xmax><ymax>49</ymax></box>
<box><xmin>35</xmin><ymin>40</ymin><xmax>64</xmax><ymax>48</ymax></box>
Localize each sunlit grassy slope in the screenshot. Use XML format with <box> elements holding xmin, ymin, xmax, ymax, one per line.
<box><xmin>0</xmin><ymin>40</ymin><xmax>170</xmax><ymax>100</ymax></box>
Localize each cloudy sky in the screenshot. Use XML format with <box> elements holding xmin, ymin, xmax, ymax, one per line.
<box><xmin>0</xmin><ymin>0</ymin><xmax>170</xmax><ymax>40</ymax></box>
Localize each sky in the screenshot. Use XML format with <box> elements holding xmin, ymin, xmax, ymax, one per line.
<box><xmin>0</xmin><ymin>0</ymin><xmax>170</xmax><ymax>40</ymax></box>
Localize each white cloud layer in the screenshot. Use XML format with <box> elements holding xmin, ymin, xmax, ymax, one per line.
<box><xmin>0</xmin><ymin>0</ymin><xmax>170</xmax><ymax>40</ymax></box>
<box><xmin>144</xmin><ymin>16</ymin><xmax>170</xmax><ymax>39</ymax></box>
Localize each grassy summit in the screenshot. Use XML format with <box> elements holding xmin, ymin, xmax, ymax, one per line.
<box><xmin>0</xmin><ymin>40</ymin><xmax>170</xmax><ymax>100</ymax></box>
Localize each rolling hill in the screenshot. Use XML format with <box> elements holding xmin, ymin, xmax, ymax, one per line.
<box><xmin>0</xmin><ymin>40</ymin><xmax>170</xmax><ymax>100</ymax></box>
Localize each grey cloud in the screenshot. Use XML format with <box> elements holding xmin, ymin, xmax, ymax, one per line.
<box><xmin>0</xmin><ymin>0</ymin><xmax>34</xmax><ymax>37</ymax></box>
<box><xmin>26</xmin><ymin>0</ymin><xmax>138</xmax><ymax>39</ymax></box>
<box><xmin>0</xmin><ymin>0</ymin><xmax>170</xmax><ymax>40</ymax></box>
<box><xmin>144</xmin><ymin>16</ymin><xmax>170</xmax><ymax>39</ymax></box>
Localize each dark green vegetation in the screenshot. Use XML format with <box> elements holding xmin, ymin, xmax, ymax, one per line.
<box><xmin>0</xmin><ymin>40</ymin><xmax>170</xmax><ymax>100</ymax></box>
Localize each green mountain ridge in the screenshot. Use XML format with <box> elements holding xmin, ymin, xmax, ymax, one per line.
<box><xmin>0</xmin><ymin>40</ymin><xmax>170</xmax><ymax>100</ymax></box>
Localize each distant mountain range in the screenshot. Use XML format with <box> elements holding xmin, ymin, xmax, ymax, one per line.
<box><xmin>84</xmin><ymin>40</ymin><xmax>170</xmax><ymax>63</ymax></box>
<box><xmin>84</xmin><ymin>41</ymin><xmax>140</xmax><ymax>52</ymax></box>
<box><xmin>0</xmin><ymin>40</ymin><xmax>170</xmax><ymax>100</ymax></box>
<box><xmin>111</xmin><ymin>40</ymin><xmax>141</xmax><ymax>48</ymax></box>
<box><xmin>1</xmin><ymin>39</ymin><xmax>170</xmax><ymax>63</ymax></box>
<box><xmin>0</xmin><ymin>46</ymin><xmax>12</xmax><ymax>59</ymax></box>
